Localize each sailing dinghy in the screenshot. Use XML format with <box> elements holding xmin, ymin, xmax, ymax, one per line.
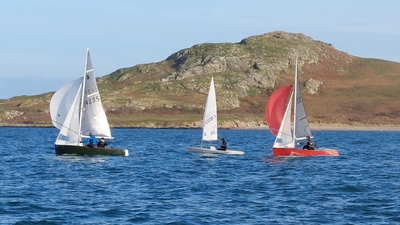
<box><xmin>50</xmin><ymin>48</ymin><xmax>129</xmax><ymax>156</ymax></box>
<box><xmin>187</xmin><ymin>77</ymin><xmax>244</xmax><ymax>155</ymax></box>
<box><xmin>265</xmin><ymin>58</ymin><xmax>338</xmax><ymax>157</ymax></box>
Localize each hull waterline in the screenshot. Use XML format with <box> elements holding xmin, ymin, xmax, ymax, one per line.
<box><xmin>55</xmin><ymin>145</ymin><xmax>129</xmax><ymax>156</ymax></box>
<box><xmin>273</xmin><ymin>147</ymin><xmax>339</xmax><ymax>157</ymax></box>
<box><xmin>187</xmin><ymin>147</ymin><xmax>244</xmax><ymax>155</ymax></box>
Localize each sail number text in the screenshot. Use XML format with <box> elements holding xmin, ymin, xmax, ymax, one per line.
<box><xmin>86</xmin><ymin>88</ymin><xmax>98</xmax><ymax>95</ymax></box>
<box><xmin>296</xmin><ymin>97</ymin><xmax>302</xmax><ymax>105</ymax></box>
<box><xmin>86</xmin><ymin>96</ymin><xmax>100</xmax><ymax>105</ymax></box>
<box><xmin>204</xmin><ymin>115</ymin><xmax>215</xmax><ymax>126</ymax></box>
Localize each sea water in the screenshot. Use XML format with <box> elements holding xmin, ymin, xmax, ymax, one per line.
<box><xmin>0</xmin><ymin>127</ymin><xmax>399</xmax><ymax>224</ymax></box>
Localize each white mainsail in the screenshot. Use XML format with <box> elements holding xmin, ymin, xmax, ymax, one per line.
<box><xmin>51</xmin><ymin>48</ymin><xmax>112</xmax><ymax>146</ymax></box>
<box><xmin>202</xmin><ymin>76</ymin><xmax>218</xmax><ymax>144</ymax></box>
<box><xmin>80</xmin><ymin>49</ymin><xmax>112</xmax><ymax>138</ymax></box>
<box><xmin>293</xmin><ymin>58</ymin><xmax>312</xmax><ymax>142</ymax></box>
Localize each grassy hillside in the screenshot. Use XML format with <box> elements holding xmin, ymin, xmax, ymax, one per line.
<box><xmin>1</xmin><ymin>31</ymin><xmax>400</xmax><ymax>128</ymax></box>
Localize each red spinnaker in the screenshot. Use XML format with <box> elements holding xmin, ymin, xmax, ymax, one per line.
<box><xmin>265</xmin><ymin>85</ymin><xmax>292</xmax><ymax>136</ymax></box>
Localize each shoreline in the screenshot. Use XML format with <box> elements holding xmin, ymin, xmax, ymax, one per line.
<box><xmin>309</xmin><ymin>124</ymin><xmax>400</xmax><ymax>131</ymax></box>
<box><xmin>240</xmin><ymin>125</ymin><xmax>400</xmax><ymax>131</ymax></box>
<box><xmin>1</xmin><ymin>123</ymin><xmax>400</xmax><ymax>131</ymax></box>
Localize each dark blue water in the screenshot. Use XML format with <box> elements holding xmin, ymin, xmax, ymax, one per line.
<box><xmin>1</xmin><ymin>127</ymin><xmax>399</xmax><ymax>224</ymax></box>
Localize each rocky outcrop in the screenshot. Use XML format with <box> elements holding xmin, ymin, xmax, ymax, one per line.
<box><xmin>1</xmin><ymin>110</ymin><xmax>24</xmax><ymax>121</ymax></box>
<box><xmin>304</xmin><ymin>78</ymin><xmax>323</xmax><ymax>94</ymax></box>
<box><xmin>163</xmin><ymin>31</ymin><xmax>350</xmax><ymax>92</ymax></box>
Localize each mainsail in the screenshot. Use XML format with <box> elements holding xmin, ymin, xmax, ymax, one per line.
<box><xmin>80</xmin><ymin>50</ymin><xmax>112</xmax><ymax>138</ymax></box>
<box><xmin>293</xmin><ymin>59</ymin><xmax>312</xmax><ymax>141</ymax></box>
<box><xmin>202</xmin><ymin>76</ymin><xmax>218</xmax><ymax>143</ymax></box>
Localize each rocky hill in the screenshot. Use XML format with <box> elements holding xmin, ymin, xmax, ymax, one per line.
<box><xmin>1</xmin><ymin>31</ymin><xmax>400</xmax><ymax>129</ymax></box>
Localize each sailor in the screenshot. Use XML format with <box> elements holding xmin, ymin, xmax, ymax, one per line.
<box><xmin>97</xmin><ymin>137</ymin><xmax>108</xmax><ymax>148</ymax></box>
<box><xmin>303</xmin><ymin>136</ymin><xmax>315</xmax><ymax>150</ymax></box>
<box><xmin>218</xmin><ymin>138</ymin><xmax>227</xmax><ymax>151</ymax></box>
<box><xmin>84</xmin><ymin>132</ymin><xmax>98</xmax><ymax>148</ymax></box>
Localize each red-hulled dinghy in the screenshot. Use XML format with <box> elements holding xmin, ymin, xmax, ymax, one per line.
<box><xmin>265</xmin><ymin>58</ymin><xmax>339</xmax><ymax>157</ymax></box>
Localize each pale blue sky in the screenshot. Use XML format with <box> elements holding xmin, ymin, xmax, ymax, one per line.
<box><xmin>1</xmin><ymin>0</ymin><xmax>399</xmax><ymax>99</ymax></box>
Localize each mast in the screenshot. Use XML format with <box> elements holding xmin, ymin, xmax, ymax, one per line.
<box><xmin>293</xmin><ymin>57</ymin><xmax>298</xmax><ymax>146</ymax></box>
<box><xmin>77</xmin><ymin>48</ymin><xmax>89</xmax><ymax>140</ymax></box>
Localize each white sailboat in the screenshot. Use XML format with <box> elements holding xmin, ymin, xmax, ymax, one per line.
<box><xmin>50</xmin><ymin>48</ymin><xmax>128</xmax><ymax>156</ymax></box>
<box><xmin>187</xmin><ymin>76</ymin><xmax>244</xmax><ymax>155</ymax></box>
<box><xmin>266</xmin><ymin>58</ymin><xmax>338</xmax><ymax>156</ymax></box>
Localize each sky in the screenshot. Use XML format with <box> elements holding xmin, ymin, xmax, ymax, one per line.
<box><xmin>0</xmin><ymin>0</ymin><xmax>399</xmax><ymax>99</ymax></box>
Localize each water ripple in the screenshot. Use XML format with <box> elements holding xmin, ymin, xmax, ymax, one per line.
<box><xmin>0</xmin><ymin>128</ymin><xmax>399</xmax><ymax>224</ymax></box>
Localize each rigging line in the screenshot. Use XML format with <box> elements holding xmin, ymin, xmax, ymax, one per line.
<box><xmin>299</xmin><ymin>116</ymin><xmax>308</xmax><ymax>122</ymax></box>
<box><xmin>269</xmin><ymin>127</ymin><xmax>280</xmax><ymax>132</ymax></box>
<box><xmin>270</xmin><ymin>127</ymin><xmax>291</xmax><ymax>137</ymax></box>
<box><xmin>51</xmin><ymin>120</ymin><xmax>79</xmax><ymax>135</ymax></box>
